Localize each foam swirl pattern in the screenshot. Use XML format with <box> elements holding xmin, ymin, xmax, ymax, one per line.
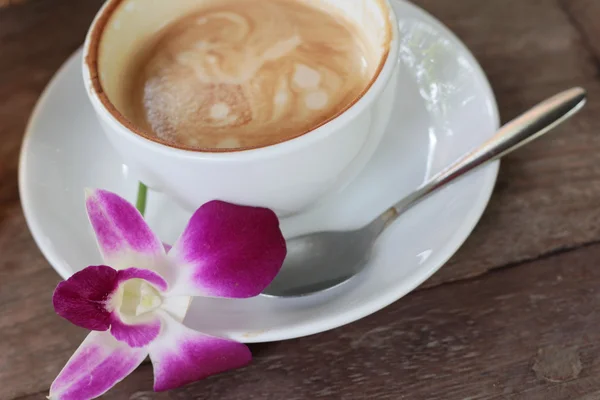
<box><xmin>127</xmin><ymin>0</ymin><xmax>378</xmax><ymax>150</ymax></box>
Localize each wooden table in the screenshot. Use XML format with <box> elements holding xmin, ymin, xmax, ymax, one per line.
<box><xmin>1</xmin><ymin>0</ymin><xmax>600</xmax><ymax>399</ymax></box>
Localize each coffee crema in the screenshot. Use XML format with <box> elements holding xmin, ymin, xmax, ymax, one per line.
<box><xmin>124</xmin><ymin>0</ymin><xmax>381</xmax><ymax>150</ymax></box>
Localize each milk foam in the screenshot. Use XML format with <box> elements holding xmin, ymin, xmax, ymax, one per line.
<box><xmin>127</xmin><ymin>0</ymin><xmax>379</xmax><ymax>150</ymax></box>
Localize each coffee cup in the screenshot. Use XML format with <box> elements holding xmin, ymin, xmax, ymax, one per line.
<box><xmin>83</xmin><ymin>0</ymin><xmax>399</xmax><ymax>216</ymax></box>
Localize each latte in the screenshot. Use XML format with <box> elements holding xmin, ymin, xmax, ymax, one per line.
<box><xmin>122</xmin><ymin>0</ymin><xmax>383</xmax><ymax>150</ymax></box>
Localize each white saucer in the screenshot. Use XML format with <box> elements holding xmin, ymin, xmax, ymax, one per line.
<box><xmin>19</xmin><ymin>0</ymin><xmax>499</xmax><ymax>343</ymax></box>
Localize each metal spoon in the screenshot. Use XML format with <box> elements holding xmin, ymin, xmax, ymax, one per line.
<box><xmin>263</xmin><ymin>87</ymin><xmax>587</xmax><ymax>298</ymax></box>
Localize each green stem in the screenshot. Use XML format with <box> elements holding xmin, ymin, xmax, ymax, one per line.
<box><xmin>136</xmin><ymin>182</ymin><xmax>148</xmax><ymax>217</ymax></box>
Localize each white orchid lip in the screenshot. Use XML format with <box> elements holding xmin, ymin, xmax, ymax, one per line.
<box><xmin>49</xmin><ymin>189</ymin><xmax>286</xmax><ymax>399</ymax></box>
<box><xmin>54</xmin><ymin>266</ymin><xmax>169</xmax><ymax>348</ymax></box>
<box><xmin>111</xmin><ymin>279</ymin><xmax>163</xmax><ymax>322</ymax></box>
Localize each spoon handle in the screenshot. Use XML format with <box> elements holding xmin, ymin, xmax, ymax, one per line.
<box><xmin>380</xmin><ymin>87</ymin><xmax>587</xmax><ymax>225</ymax></box>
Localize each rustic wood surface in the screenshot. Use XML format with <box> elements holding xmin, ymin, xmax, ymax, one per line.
<box><xmin>1</xmin><ymin>0</ymin><xmax>600</xmax><ymax>399</ymax></box>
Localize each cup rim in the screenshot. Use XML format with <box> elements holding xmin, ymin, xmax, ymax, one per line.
<box><xmin>82</xmin><ymin>0</ymin><xmax>399</xmax><ymax>158</ymax></box>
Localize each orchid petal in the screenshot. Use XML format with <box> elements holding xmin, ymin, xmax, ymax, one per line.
<box><xmin>117</xmin><ymin>267</ymin><xmax>168</xmax><ymax>292</ymax></box>
<box><xmin>53</xmin><ymin>265</ymin><xmax>117</xmax><ymax>331</ymax></box>
<box><xmin>110</xmin><ymin>314</ymin><xmax>162</xmax><ymax>348</ymax></box>
<box><xmin>85</xmin><ymin>189</ymin><xmax>167</xmax><ymax>274</ymax></box>
<box><xmin>161</xmin><ymin>295</ymin><xmax>192</xmax><ymax>322</ymax></box>
<box><xmin>149</xmin><ymin>311</ymin><xmax>251</xmax><ymax>391</ymax></box>
<box><xmin>49</xmin><ymin>331</ymin><xmax>147</xmax><ymax>400</ymax></box>
<box><xmin>167</xmin><ymin>201</ymin><xmax>286</xmax><ymax>298</ymax></box>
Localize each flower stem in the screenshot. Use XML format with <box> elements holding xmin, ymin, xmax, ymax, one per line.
<box><xmin>136</xmin><ymin>182</ymin><xmax>148</xmax><ymax>217</ymax></box>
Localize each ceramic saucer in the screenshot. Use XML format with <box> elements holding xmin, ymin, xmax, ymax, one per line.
<box><xmin>19</xmin><ymin>0</ymin><xmax>499</xmax><ymax>342</ymax></box>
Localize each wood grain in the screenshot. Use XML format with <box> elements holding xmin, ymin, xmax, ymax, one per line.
<box><xmin>1</xmin><ymin>0</ymin><xmax>600</xmax><ymax>399</ymax></box>
<box><xmin>0</xmin><ymin>2</ymin><xmax>104</xmax><ymax>399</ymax></box>
<box><xmin>0</xmin><ymin>0</ymin><xmax>28</xmax><ymax>7</ymax></box>
<box><xmin>418</xmin><ymin>0</ymin><xmax>597</xmax><ymax>92</ymax></box>
<box><xmin>561</xmin><ymin>0</ymin><xmax>600</xmax><ymax>64</ymax></box>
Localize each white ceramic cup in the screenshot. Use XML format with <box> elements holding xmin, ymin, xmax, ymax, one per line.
<box><xmin>82</xmin><ymin>0</ymin><xmax>399</xmax><ymax>216</ymax></box>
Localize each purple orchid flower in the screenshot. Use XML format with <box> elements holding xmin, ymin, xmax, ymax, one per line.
<box><xmin>49</xmin><ymin>189</ymin><xmax>286</xmax><ymax>400</ymax></box>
